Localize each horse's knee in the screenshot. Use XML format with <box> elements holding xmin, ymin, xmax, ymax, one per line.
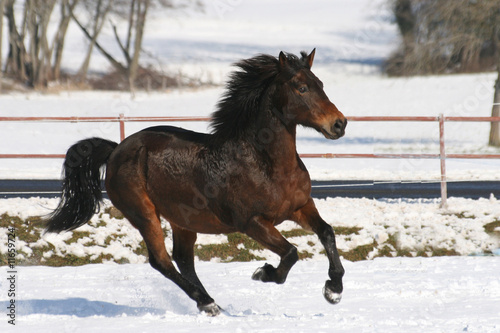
<box><xmin>319</xmin><ymin>223</ymin><xmax>335</xmax><ymax>239</ymax></box>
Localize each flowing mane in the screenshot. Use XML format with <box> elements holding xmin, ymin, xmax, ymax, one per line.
<box><xmin>210</xmin><ymin>52</ymin><xmax>310</xmax><ymax>141</ymax></box>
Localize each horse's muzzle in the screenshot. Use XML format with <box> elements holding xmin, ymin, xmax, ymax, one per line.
<box><xmin>321</xmin><ymin>118</ymin><xmax>347</xmax><ymax>140</ymax></box>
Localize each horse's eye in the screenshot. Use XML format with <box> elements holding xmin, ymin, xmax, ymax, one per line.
<box><xmin>298</xmin><ymin>86</ymin><xmax>308</xmax><ymax>94</ymax></box>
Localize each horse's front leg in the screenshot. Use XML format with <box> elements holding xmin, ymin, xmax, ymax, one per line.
<box><xmin>243</xmin><ymin>216</ymin><xmax>299</xmax><ymax>284</ymax></box>
<box><xmin>292</xmin><ymin>198</ymin><xmax>344</xmax><ymax>304</ymax></box>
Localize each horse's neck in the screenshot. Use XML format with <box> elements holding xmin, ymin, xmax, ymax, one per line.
<box><xmin>252</xmin><ymin>114</ymin><xmax>299</xmax><ymax>165</ymax></box>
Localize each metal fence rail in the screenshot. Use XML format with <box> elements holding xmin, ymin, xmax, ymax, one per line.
<box><xmin>2</xmin><ymin>114</ymin><xmax>500</xmax><ymax>206</ymax></box>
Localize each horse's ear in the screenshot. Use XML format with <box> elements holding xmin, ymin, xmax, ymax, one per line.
<box><xmin>306</xmin><ymin>48</ymin><xmax>316</xmax><ymax>69</ymax></box>
<box><xmin>279</xmin><ymin>51</ymin><xmax>288</xmax><ymax>69</ymax></box>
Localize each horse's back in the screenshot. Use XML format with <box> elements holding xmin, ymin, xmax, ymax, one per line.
<box><xmin>106</xmin><ymin>125</ymin><xmax>209</xmax><ymax>179</ymax></box>
<box><xmin>140</xmin><ymin>125</ymin><xmax>209</xmax><ymax>144</ymax></box>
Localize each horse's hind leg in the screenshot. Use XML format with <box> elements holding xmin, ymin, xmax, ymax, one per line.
<box><xmin>291</xmin><ymin>198</ymin><xmax>344</xmax><ymax>304</ymax></box>
<box><xmin>244</xmin><ymin>216</ymin><xmax>299</xmax><ymax>284</ymax></box>
<box><xmin>172</xmin><ymin>226</ymin><xmax>208</xmax><ymax>294</ymax></box>
<box><xmin>112</xmin><ymin>193</ymin><xmax>220</xmax><ymax>315</ymax></box>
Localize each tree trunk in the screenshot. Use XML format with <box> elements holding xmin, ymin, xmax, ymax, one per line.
<box><xmin>76</xmin><ymin>0</ymin><xmax>111</xmax><ymax>80</ymax></box>
<box><xmin>489</xmin><ymin>68</ymin><xmax>500</xmax><ymax>146</ymax></box>
<box><xmin>53</xmin><ymin>0</ymin><xmax>79</xmax><ymax>81</ymax></box>
<box><xmin>128</xmin><ymin>0</ymin><xmax>149</xmax><ymax>93</ymax></box>
<box><xmin>0</xmin><ymin>0</ymin><xmax>5</xmax><ymax>92</ymax></box>
<box><xmin>489</xmin><ymin>33</ymin><xmax>500</xmax><ymax>147</ymax></box>
<box><xmin>393</xmin><ymin>0</ymin><xmax>415</xmax><ymax>55</ymax></box>
<box><xmin>27</xmin><ymin>1</ymin><xmax>39</xmax><ymax>87</ymax></box>
<box><xmin>5</xmin><ymin>0</ymin><xmax>26</xmax><ymax>80</ymax></box>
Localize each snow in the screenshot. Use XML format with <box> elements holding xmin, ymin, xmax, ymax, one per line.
<box><xmin>1</xmin><ymin>196</ymin><xmax>499</xmax><ymax>266</ymax></box>
<box><xmin>1</xmin><ymin>0</ymin><xmax>500</xmax><ymax>331</ymax></box>
<box><xmin>1</xmin><ymin>257</ymin><xmax>500</xmax><ymax>332</ymax></box>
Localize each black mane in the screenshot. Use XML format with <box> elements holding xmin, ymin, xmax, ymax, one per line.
<box><xmin>210</xmin><ymin>52</ymin><xmax>310</xmax><ymax>141</ymax></box>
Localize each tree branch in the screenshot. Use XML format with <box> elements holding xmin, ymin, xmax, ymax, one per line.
<box><xmin>71</xmin><ymin>9</ymin><xmax>126</xmax><ymax>73</ymax></box>
<box><xmin>111</xmin><ymin>21</ymin><xmax>131</xmax><ymax>65</ymax></box>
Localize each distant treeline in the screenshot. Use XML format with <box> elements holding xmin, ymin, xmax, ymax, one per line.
<box><xmin>386</xmin><ymin>0</ymin><xmax>499</xmax><ymax>76</ymax></box>
<box><xmin>386</xmin><ymin>0</ymin><xmax>500</xmax><ymax>146</ymax></box>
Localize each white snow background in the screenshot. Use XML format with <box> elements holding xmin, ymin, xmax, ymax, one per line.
<box><xmin>1</xmin><ymin>0</ymin><xmax>500</xmax><ymax>332</ymax></box>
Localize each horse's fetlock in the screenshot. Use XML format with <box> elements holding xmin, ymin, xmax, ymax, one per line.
<box><xmin>329</xmin><ymin>267</ymin><xmax>345</xmax><ymax>279</ymax></box>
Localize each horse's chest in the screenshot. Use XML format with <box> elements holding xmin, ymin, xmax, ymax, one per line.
<box><xmin>264</xmin><ymin>170</ymin><xmax>311</xmax><ymax>221</ymax></box>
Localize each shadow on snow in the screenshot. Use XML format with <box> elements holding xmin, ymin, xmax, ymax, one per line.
<box><xmin>2</xmin><ymin>298</ymin><xmax>165</xmax><ymax>318</ymax></box>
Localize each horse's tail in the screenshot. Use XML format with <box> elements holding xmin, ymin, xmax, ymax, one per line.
<box><xmin>44</xmin><ymin>138</ymin><xmax>118</xmax><ymax>233</ymax></box>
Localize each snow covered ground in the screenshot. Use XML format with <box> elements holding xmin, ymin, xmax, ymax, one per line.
<box><xmin>1</xmin><ymin>257</ymin><xmax>499</xmax><ymax>332</ymax></box>
<box><xmin>1</xmin><ymin>196</ymin><xmax>499</xmax><ymax>266</ymax></box>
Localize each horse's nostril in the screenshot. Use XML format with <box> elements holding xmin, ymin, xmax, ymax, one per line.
<box><xmin>334</xmin><ymin>119</ymin><xmax>346</xmax><ymax>130</ymax></box>
<box><xmin>332</xmin><ymin>119</ymin><xmax>346</xmax><ymax>137</ymax></box>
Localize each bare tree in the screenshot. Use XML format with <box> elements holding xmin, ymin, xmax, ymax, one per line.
<box><xmin>434</xmin><ymin>0</ymin><xmax>500</xmax><ymax>147</ymax></box>
<box><xmin>111</xmin><ymin>0</ymin><xmax>149</xmax><ymax>92</ymax></box>
<box><xmin>27</xmin><ymin>0</ymin><xmax>58</xmax><ymax>86</ymax></box>
<box><xmin>75</xmin><ymin>0</ymin><xmax>114</xmax><ymax>80</ymax></box>
<box><xmin>4</xmin><ymin>0</ymin><xmax>27</xmax><ymax>82</ymax></box>
<box><xmin>387</xmin><ymin>0</ymin><xmax>499</xmax><ymax>75</ymax></box>
<box><xmin>387</xmin><ymin>0</ymin><xmax>500</xmax><ymax>146</ymax></box>
<box><xmin>490</xmin><ymin>56</ymin><xmax>500</xmax><ymax>146</ymax></box>
<box><xmin>53</xmin><ymin>0</ymin><xmax>80</xmax><ymax>81</ymax></box>
<box><xmin>72</xmin><ymin>0</ymin><xmax>173</xmax><ymax>92</ymax></box>
<box><xmin>0</xmin><ymin>0</ymin><xmax>5</xmax><ymax>92</ymax></box>
<box><xmin>3</xmin><ymin>0</ymin><xmax>79</xmax><ymax>87</ymax></box>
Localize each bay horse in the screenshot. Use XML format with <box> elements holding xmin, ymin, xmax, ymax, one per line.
<box><xmin>45</xmin><ymin>49</ymin><xmax>347</xmax><ymax>316</ymax></box>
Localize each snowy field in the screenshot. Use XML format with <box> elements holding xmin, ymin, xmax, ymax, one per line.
<box><xmin>1</xmin><ymin>257</ymin><xmax>500</xmax><ymax>332</ymax></box>
<box><xmin>1</xmin><ymin>0</ymin><xmax>500</xmax><ymax>332</ymax></box>
<box><xmin>1</xmin><ymin>196</ymin><xmax>499</xmax><ymax>265</ymax></box>
<box><xmin>1</xmin><ymin>196</ymin><xmax>499</xmax><ymax>332</ymax></box>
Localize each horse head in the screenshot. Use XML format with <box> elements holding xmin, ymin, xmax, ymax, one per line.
<box><xmin>275</xmin><ymin>49</ymin><xmax>347</xmax><ymax>140</ymax></box>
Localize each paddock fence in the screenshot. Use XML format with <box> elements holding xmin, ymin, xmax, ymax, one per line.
<box><xmin>1</xmin><ymin>114</ymin><xmax>500</xmax><ymax>206</ymax></box>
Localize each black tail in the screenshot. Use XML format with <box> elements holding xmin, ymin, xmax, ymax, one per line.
<box><xmin>44</xmin><ymin>138</ymin><xmax>118</xmax><ymax>233</ymax></box>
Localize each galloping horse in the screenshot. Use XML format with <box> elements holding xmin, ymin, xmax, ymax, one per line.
<box><xmin>45</xmin><ymin>49</ymin><xmax>347</xmax><ymax>316</ymax></box>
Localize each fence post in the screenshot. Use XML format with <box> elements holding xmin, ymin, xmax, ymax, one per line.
<box><xmin>119</xmin><ymin>113</ymin><xmax>125</xmax><ymax>142</ymax></box>
<box><xmin>439</xmin><ymin>114</ymin><xmax>447</xmax><ymax>208</ymax></box>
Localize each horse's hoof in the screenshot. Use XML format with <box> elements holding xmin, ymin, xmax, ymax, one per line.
<box><xmin>323</xmin><ymin>284</ymin><xmax>342</xmax><ymax>304</ymax></box>
<box><xmin>198</xmin><ymin>302</ymin><xmax>221</xmax><ymax>316</ymax></box>
<box><xmin>252</xmin><ymin>267</ymin><xmax>265</xmax><ymax>281</ymax></box>
<box><xmin>251</xmin><ymin>263</ymin><xmax>274</xmax><ymax>282</ymax></box>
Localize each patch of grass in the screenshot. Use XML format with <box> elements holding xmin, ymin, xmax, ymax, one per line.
<box><xmin>334</xmin><ymin>226</ymin><xmax>362</xmax><ymax>235</ymax></box>
<box><xmin>64</xmin><ymin>231</ymin><xmax>92</xmax><ymax>245</ymax></box>
<box><xmin>297</xmin><ymin>250</ymin><xmax>314</xmax><ymax>260</ymax></box>
<box><xmin>429</xmin><ymin>248</ymin><xmax>460</xmax><ymax>257</ymax></box>
<box><xmin>43</xmin><ymin>254</ymin><xmax>115</xmax><ymax>267</ymax></box>
<box><xmin>448</xmin><ymin>212</ymin><xmax>476</xmax><ymax>219</ymax></box>
<box><xmin>194</xmin><ymin>232</ymin><xmax>265</xmax><ymax>262</ymax></box>
<box><xmin>0</xmin><ymin>213</ymin><xmax>44</xmax><ymax>243</ymax></box>
<box><xmin>195</xmin><ymin>244</ymin><xmax>265</xmax><ymax>262</ymax></box>
<box><xmin>0</xmin><ymin>213</ymin><xmax>147</xmax><ymax>267</ymax></box>
<box><xmin>338</xmin><ymin>242</ymin><xmax>376</xmax><ymax>261</ymax></box>
<box><xmin>281</xmin><ymin>229</ymin><xmax>313</xmax><ymax>238</ymax></box>
<box><xmin>104</xmin><ymin>206</ymin><xmax>124</xmax><ymax>220</ymax></box>
<box><xmin>484</xmin><ymin>220</ymin><xmax>500</xmax><ymax>234</ymax></box>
